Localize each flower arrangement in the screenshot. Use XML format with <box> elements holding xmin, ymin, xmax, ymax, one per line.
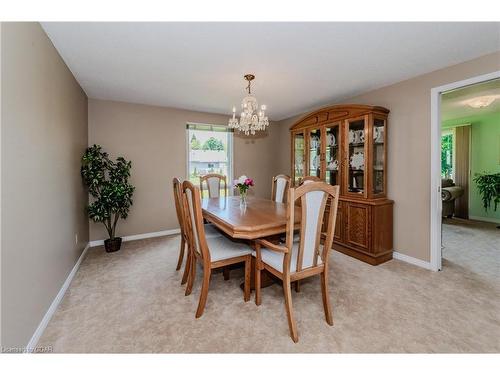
<box><xmin>234</xmin><ymin>175</ymin><xmax>254</xmax><ymax>204</ymax></box>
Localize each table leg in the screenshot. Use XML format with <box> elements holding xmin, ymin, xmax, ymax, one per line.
<box><xmin>223</xmin><ymin>267</ymin><xmax>230</xmax><ymax>280</ymax></box>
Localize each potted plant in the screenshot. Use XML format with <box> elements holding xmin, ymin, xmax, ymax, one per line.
<box><xmin>473</xmin><ymin>172</ymin><xmax>500</xmax><ymax>213</ymax></box>
<box><xmin>81</xmin><ymin>145</ymin><xmax>135</xmax><ymax>252</ymax></box>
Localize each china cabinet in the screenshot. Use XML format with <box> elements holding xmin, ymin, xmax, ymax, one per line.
<box><xmin>290</xmin><ymin>104</ymin><xmax>393</xmax><ymax>265</ymax></box>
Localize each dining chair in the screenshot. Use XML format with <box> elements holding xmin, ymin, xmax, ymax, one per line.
<box><xmin>199</xmin><ymin>173</ymin><xmax>228</xmax><ymax>198</ymax></box>
<box><xmin>295</xmin><ymin>174</ymin><xmax>322</xmax><ymax>293</ymax></box>
<box><xmin>271</xmin><ymin>174</ymin><xmax>291</xmax><ymax>203</ymax></box>
<box><xmin>254</xmin><ymin>181</ymin><xmax>340</xmax><ymax>342</ymax></box>
<box><xmin>181</xmin><ymin>180</ymin><xmax>252</xmax><ymax>318</ymax></box>
<box><xmin>172</xmin><ymin>178</ymin><xmax>222</xmax><ymax>284</ymax></box>
<box><xmin>300</xmin><ymin>175</ymin><xmax>321</xmax><ymax>184</ymax></box>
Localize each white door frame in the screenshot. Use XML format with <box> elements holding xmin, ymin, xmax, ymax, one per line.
<box><xmin>430</xmin><ymin>70</ymin><xmax>500</xmax><ymax>272</ymax></box>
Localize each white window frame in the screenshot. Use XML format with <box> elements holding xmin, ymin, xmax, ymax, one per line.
<box><xmin>441</xmin><ymin>128</ymin><xmax>456</xmax><ymax>181</ymax></box>
<box><xmin>185</xmin><ymin>123</ymin><xmax>234</xmax><ymax>195</ymax></box>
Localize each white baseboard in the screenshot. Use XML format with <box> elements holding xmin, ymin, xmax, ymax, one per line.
<box><xmin>393</xmin><ymin>251</ymin><xmax>433</xmax><ymax>271</ymax></box>
<box><xmin>468</xmin><ymin>215</ymin><xmax>500</xmax><ymax>224</ymax></box>
<box><xmin>89</xmin><ymin>228</ymin><xmax>181</xmax><ymax>248</ymax></box>
<box><xmin>26</xmin><ymin>243</ymin><xmax>90</xmax><ymax>352</ymax></box>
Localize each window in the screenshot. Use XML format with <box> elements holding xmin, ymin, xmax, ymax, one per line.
<box><xmin>187</xmin><ymin>123</ymin><xmax>233</xmax><ymax>196</ymax></box>
<box><xmin>441</xmin><ymin>129</ymin><xmax>455</xmax><ymax>179</ymax></box>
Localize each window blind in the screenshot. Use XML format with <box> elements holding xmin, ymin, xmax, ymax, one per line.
<box><xmin>186</xmin><ymin>123</ymin><xmax>233</xmax><ymax>133</ymax></box>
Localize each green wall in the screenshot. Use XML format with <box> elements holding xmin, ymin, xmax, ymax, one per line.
<box><xmin>442</xmin><ymin>111</ymin><xmax>500</xmax><ymax>223</ymax></box>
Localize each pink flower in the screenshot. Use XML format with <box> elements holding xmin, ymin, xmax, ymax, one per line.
<box><xmin>244</xmin><ymin>178</ymin><xmax>254</xmax><ymax>186</ymax></box>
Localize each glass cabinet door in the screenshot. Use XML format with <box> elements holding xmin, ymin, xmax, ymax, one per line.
<box><xmin>307</xmin><ymin>128</ymin><xmax>322</xmax><ymax>178</ymax></box>
<box><xmin>346</xmin><ymin>117</ymin><xmax>366</xmax><ymax>195</ymax></box>
<box><xmin>325</xmin><ymin>124</ymin><xmax>340</xmax><ymax>186</ymax></box>
<box><xmin>372</xmin><ymin>117</ymin><xmax>386</xmax><ymax>196</ymax></box>
<box><xmin>293</xmin><ymin>132</ymin><xmax>305</xmax><ymax>186</ymax></box>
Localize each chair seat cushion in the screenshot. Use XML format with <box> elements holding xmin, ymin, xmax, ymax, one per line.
<box><xmin>253</xmin><ymin>243</ymin><xmax>323</xmax><ymax>273</ymax></box>
<box><xmin>204</xmin><ymin>223</ymin><xmax>222</xmax><ymax>239</ymax></box>
<box><xmin>207</xmin><ymin>236</ymin><xmax>252</xmax><ymax>262</ymax></box>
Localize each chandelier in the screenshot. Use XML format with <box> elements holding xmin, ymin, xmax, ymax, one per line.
<box><xmin>463</xmin><ymin>95</ymin><xmax>499</xmax><ymax>109</ymax></box>
<box><xmin>228</xmin><ymin>74</ymin><xmax>269</xmax><ymax>135</ymax></box>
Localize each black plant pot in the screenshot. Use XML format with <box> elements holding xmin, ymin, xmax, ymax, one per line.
<box><xmin>104</xmin><ymin>237</ymin><xmax>122</xmax><ymax>253</ymax></box>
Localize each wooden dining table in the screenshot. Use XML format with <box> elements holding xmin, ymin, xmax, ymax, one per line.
<box><xmin>201</xmin><ymin>196</ymin><xmax>300</xmax><ymax>240</ymax></box>
<box><xmin>201</xmin><ymin>196</ymin><xmax>301</xmax><ymax>288</ymax></box>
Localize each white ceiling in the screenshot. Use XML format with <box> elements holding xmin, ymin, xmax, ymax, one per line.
<box><xmin>41</xmin><ymin>22</ymin><xmax>500</xmax><ymax>121</ymax></box>
<box><xmin>442</xmin><ymin>79</ymin><xmax>500</xmax><ymax>121</ymax></box>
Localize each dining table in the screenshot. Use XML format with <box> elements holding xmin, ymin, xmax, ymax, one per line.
<box><xmin>201</xmin><ymin>195</ymin><xmax>300</xmax><ymax>239</ymax></box>
<box><xmin>201</xmin><ymin>195</ymin><xmax>301</xmax><ymax>288</ymax></box>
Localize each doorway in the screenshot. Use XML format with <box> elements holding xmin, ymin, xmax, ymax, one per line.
<box><xmin>430</xmin><ymin>71</ymin><xmax>500</xmax><ymax>271</ymax></box>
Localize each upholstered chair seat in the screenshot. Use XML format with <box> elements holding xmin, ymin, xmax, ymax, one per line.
<box><xmin>204</xmin><ymin>223</ymin><xmax>223</xmax><ymax>238</ymax></box>
<box><xmin>208</xmin><ymin>237</ymin><xmax>252</xmax><ymax>262</ymax></box>
<box><xmin>253</xmin><ymin>243</ymin><xmax>323</xmax><ymax>273</ymax></box>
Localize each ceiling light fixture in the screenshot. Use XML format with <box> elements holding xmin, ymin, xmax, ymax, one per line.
<box><xmin>228</xmin><ymin>74</ymin><xmax>269</xmax><ymax>135</ymax></box>
<box><xmin>464</xmin><ymin>95</ymin><xmax>499</xmax><ymax>109</ymax></box>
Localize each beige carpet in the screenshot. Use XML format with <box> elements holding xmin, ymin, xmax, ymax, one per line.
<box><xmin>442</xmin><ymin>218</ymin><xmax>499</xmax><ymax>280</ymax></box>
<box><xmin>38</xmin><ymin>229</ymin><xmax>500</xmax><ymax>353</ymax></box>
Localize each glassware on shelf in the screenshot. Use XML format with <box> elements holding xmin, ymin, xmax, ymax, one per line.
<box><xmin>347</xmin><ymin>119</ymin><xmax>365</xmax><ymax>193</ymax></box>
<box><xmin>327</xmin><ymin>132</ymin><xmax>336</xmax><ymax>146</ymax></box>
<box><xmin>349</xmin><ymin>151</ymin><xmax>365</xmax><ymax>170</ymax></box>
<box><xmin>372</xmin><ymin>118</ymin><xmax>385</xmax><ymax>194</ymax></box>
<box><xmin>325</xmin><ymin>126</ymin><xmax>339</xmax><ymax>185</ymax></box>
<box><xmin>308</xmin><ymin>129</ymin><xmax>321</xmax><ymax>178</ymax></box>
<box><xmin>373</xmin><ymin>126</ymin><xmax>385</xmax><ymax>143</ymax></box>
<box><xmin>293</xmin><ymin>132</ymin><xmax>305</xmax><ymax>185</ymax></box>
<box><xmin>327</xmin><ymin>160</ymin><xmax>339</xmax><ymax>170</ymax></box>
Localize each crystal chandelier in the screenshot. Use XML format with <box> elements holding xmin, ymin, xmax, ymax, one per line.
<box><xmin>228</xmin><ymin>74</ymin><xmax>269</xmax><ymax>135</ymax></box>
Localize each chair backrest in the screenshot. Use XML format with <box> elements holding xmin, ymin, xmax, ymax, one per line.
<box><xmin>272</xmin><ymin>174</ymin><xmax>291</xmax><ymax>203</ymax></box>
<box><xmin>300</xmin><ymin>175</ymin><xmax>321</xmax><ymax>185</ymax></box>
<box><xmin>172</xmin><ymin>178</ymin><xmax>186</xmax><ymax>237</ymax></box>
<box><xmin>284</xmin><ymin>182</ymin><xmax>340</xmax><ymax>273</ymax></box>
<box><xmin>181</xmin><ymin>180</ymin><xmax>211</xmax><ymax>263</ymax></box>
<box><xmin>200</xmin><ymin>173</ymin><xmax>227</xmax><ymax>198</ymax></box>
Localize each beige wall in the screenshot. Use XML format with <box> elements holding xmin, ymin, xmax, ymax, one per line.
<box><xmin>0</xmin><ymin>22</ymin><xmax>3</xmax><ymax>347</ymax></box>
<box><xmin>88</xmin><ymin>99</ymin><xmax>282</xmax><ymax>241</ymax></box>
<box><xmin>275</xmin><ymin>51</ymin><xmax>500</xmax><ymax>262</ymax></box>
<box><xmin>1</xmin><ymin>23</ymin><xmax>89</xmax><ymax>347</ymax></box>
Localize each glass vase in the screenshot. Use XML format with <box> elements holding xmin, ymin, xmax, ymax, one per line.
<box><xmin>239</xmin><ymin>190</ymin><xmax>247</xmax><ymax>207</ymax></box>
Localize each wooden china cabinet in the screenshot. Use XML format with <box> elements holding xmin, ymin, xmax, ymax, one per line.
<box><xmin>290</xmin><ymin>104</ymin><xmax>393</xmax><ymax>265</ymax></box>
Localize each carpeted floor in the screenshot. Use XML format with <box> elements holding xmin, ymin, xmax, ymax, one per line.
<box><xmin>38</xmin><ymin>225</ymin><xmax>500</xmax><ymax>353</ymax></box>
<box><xmin>442</xmin><ymin>218</ymin><xmax>499</xmax><ymax>281</ymax></box>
